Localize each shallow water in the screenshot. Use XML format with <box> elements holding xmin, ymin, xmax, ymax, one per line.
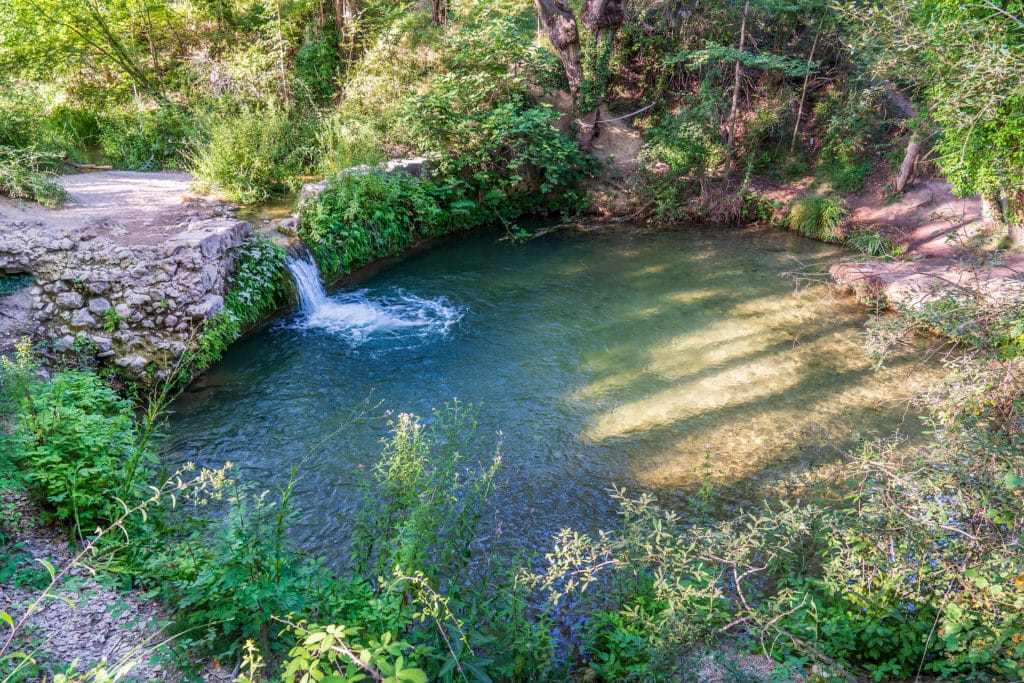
<box><xmin>164</xmin><ymin>224</ymin><xmax>938</xmax><ymax>559</ymax></box>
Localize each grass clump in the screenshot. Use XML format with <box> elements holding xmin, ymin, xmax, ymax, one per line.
<box><xmin>785</xmin><ymin>194</ymin><xmax>848</xmax><ymax>242</ymax></box>
<box><xmin>846</xmin><ymin>227</ymin><xmax>905</xmax><ymax>258</ymax></box>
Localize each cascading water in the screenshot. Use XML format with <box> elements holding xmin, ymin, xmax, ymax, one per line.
<box><xmin>284</xmin><ymin>248</ymin><xmax>464</xmax><ymax>347</ymax></box>
<box><xmin>285</xmin><ymin>251</ymin><xmax>329</xmax><ymax>312</ymax></box>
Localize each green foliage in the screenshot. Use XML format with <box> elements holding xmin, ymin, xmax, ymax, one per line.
<box><xmin>0</xmin><ymin>542</ymin><xmax>49</xmax><ymax>590</ymax></box>
<box><xmin>299</xmin><ymin>171</ymin><xmax>441</xmax><ymax>279</ymax></box>
<box><xmin>845</xmin><ymin>228</ymin><xmax>904</xmax><ymax>258</ymax></box>
<box><xmin>641</xmin><ymin>104</ymin><xmax>726</xmax><ymax>220</ymax></box>
<box><xmin>280</xmin><ymin>622</ymin><xmax>427</xmax><ymax>683</ymax></box>
<box><xmin>399</xmin><ymin>11</ymin><xmax>592</xmax><ymax>231</ymax></box>
<box><xmin>275</xmin><ymin>404</ymin><xmax>555</xmax><ymax>682</ymax></box>
<box><xmin>193</xmin><ymin>234</ymin><xmax>288</xmax><ymax>371</ymax></box>
<box><xmin>669</xmin><ymin>41</ymin><xmax>817</xmax><ymax>79</ymax></box>
<box><xmin>0</xmin><ymin>148</ymin><xmax>67</xmax><ymax>207</ymax></box>
<box><xmin>294</xmin><ymin>36</ymin><xmax>342</xmax><ymax>108</ymax></box>
<box><xmin>840</xmin><ymin>0</ymin><xmax>1024</xmax><ymax>210</ymax></box>
<box><xmin>351</xmin><ymin>405</ymin><xmax>499</xmax><ymax>581</ymax></box>
<box><xmin>785</xmin><ymin>194</ymin><xmax>847</xmax><ymax>241</ymax></box>
<box><xmin>8</xmin><ymin>371</ymin><xmax>154</xmax><ymax>537</ymax></box>
<box><xmin>312</xmin><ymin>113</ymin><xmax>385</xmax><ymax>178</ymax></box>
<box><xmin>190</xmin><ymin>107</ymin><xmax>311</xmax><ymax>203</ymax></box>
<box><xmin>102</xmin><ymin>307</ymin><xmax>126</xmax><ymax>333</ymax></box>
<box><xmin>156</xmin><ymin>476</ymin><xmax>335</xmax><ymax>660</ymax></box>
<box><xmin>98</xmin><ymin>107</ymin><xmax>195</xmax><ymax>171</ymax></box>
<box><xmin>224</xmin><ymin>234</ymin><xmax>289</xmax><ymax>326</ymax></box>
<box><xmin>814</xmin><ymin>86</ymin><xmax>890</xmax><ymax>192</ymax></box>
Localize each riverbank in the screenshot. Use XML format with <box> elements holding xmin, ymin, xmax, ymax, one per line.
<box><xmin>827</xmin><ymin>178</ymin><xmax>1024</xmax><ymax>306</ymax></box>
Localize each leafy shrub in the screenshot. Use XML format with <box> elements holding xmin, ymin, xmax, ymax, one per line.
<box><xmin>99</xmin><ymin>106</ymin><xmax>195</xmax><ymax>171</ymax></box>
<box><xmin>0</xmin><ymin>93</ymin><xmax>87</xmax><ymax>154</ymax></box>
<box><xmin>0</xmin><ymin>147</ymin><xmax>67</xmax><ymax>207</ymax></box>
<box><xmin>785</xmin><ymin>194</ymin><xmax>847</xmax><ymax>241</ymax></box>
<box><xmin>814</xmin><ymin>86</ymin><xmax>890</xmax><ymax>192</ymax></box>
<box><xmin>298</xmin><ymin>170</ymin><xmax>442</xmax><ymax>279</ymax></box>
<box><xmin>157</xmin><ymin>478</ymin><xmax>335</xmax><ymax>660</ymax></box>
<box><xmin>313</xmin><ymin>111</ymin><xmax>384</xmax><ymax>177</ymax></box>
<box><xmin>400</xmin><ymin>10</ymin><xmax>591</xmax><ymax>227</ymax></box>
<box><xmin>294</xmin><ymin>36</ymin><xmax>341</xmax><ymax>107</ymax></box>
<box><xmin>846</xmin><ymin>228</ymin><xmax>904</xmax><ymax>258</ymax></box>
<box><xmin>9</xmin><ymin>371</ymin><xmax>153</xmax><ymax>536</ymax></box>
<box><xmin>641</xmin><ymin>103</ymin><xmax>726</xmax><ymax>220</ymax></box>
<box><xmin>271</xmin><ymin>405</ymin><xmax>555</xmax><ymax>681</ymax></box>
<box><xmin>190</xmin><ymin>107</ymin><xmax>311</xmax><ymax>203</ymax></box>
<box><xmin>192</xmin><ymin>235</ymin><xmax>288</xmax><ymax>371</ymax></box>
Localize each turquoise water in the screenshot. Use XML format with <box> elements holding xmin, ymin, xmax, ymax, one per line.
<box><xmin>164</xmin><ymin>224</ymin><xmax>936</xmax><ymax>558</ymax></box>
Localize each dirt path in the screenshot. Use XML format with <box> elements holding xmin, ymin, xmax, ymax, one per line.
<box><xmin>0</xmin><ymin>170</ymin><xmax>234</xmax><ymax>247</ymax></box>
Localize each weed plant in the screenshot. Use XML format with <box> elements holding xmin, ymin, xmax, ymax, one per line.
<box><xmin>0</xmin><ymin>148</ymin><xmax>66</xmax><ymax>207</ymax></box>
<box><xmin>193</xmin><ymin>234</ymin><xmax>289</xmax><ymax>372</ymax></box>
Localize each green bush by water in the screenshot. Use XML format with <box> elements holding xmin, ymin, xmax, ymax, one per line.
<box><xmin>190</xmin><ymin>107</ymin><xmax>312</xmax><ymax>203</ymax></box>
<box><xmin>7</xmin><ymin>368</ymin><xmax>155</xmax><ymax>538</ymax></box>
<box><xmin>193</xmin><ymin>234</ymin><xmax>289</xmax><ymax>372</ymax></box>
<box><xmin>298</xmin><ymin>171</ymin><xmax>440</xmax><ymax>279</ymax></box>
<box><xmin>786</xmin><ymin>194</ymin><xmax>848</xmax><ymax>242</ymax></box>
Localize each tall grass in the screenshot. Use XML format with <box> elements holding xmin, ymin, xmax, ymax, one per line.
<box><xmin>785</xmin><ymin>194</ymin><xmax>848</xmax><ymax>241</ymax></box>
<box><xmin>189</xmin><ymin>107</ymin><xmax>310</xmax><ymax>203</ymax></box>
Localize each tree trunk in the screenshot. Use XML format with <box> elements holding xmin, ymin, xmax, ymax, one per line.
<box><xmin>1007</xmin><ymin>190</ymin><xmax>1024</xmax><ymax>245</ymax></box>
<box><xmin>335</xmin><ymin>0</ymin><xmax>358</xmax><ymax>44</ymax></box>
<box><xmin>981</xmin><ymin>192</ymin><xmax>1004</xmax><ymax>224</ymax></box>
<box><xmin>724</xmin><ymin>0</ymin><xmax>750</xmax><ymax>184</ymax></box>
<box><xmin>431</xmin><ymin>0</ymin><xmax>448</xmax><ymax>24</ymax></box>
<box><xmin>893</xmin><ymin>134</ymin><xmax>922</xmax><ymax>194</ymax></box>
<box><xmin>575</xmin><ymin>0</ymin><xmax>626</xmax><ymax>148</ymax></box>
<box><xmin>534</xmin><ymin>0</ymin><xmax>583</xmax><ymax>98</ymax></box>
<box><xmin>790</xmin><ymin>16</ymin><xmax>824</xmax><ymax>157</ymax></box>
<box><xmin>581</xmin><ymin>0</ymin><xmax>626</xmax><ymax>31</ymax></box>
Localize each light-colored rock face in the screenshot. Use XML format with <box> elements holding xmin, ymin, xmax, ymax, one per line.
<box><xmin>0</xmin><ymin>213</ymin><xmax>250</xmax><ymax>381</ymax></box>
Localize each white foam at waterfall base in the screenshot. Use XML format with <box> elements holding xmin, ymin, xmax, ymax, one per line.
<box><xmin>285</xmin><ymin>253</ymin><xmax>463</xmax><ymax>347</ymax></box>
<box><xmin>296</xmin><ymin>289</ymin><xmax>463</xmax><ymax>346</ymax></box>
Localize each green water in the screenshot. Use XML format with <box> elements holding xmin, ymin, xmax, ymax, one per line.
<box><xmin>165</xmin><ymin>224</ymin><xmax>937</xmax><ymax>557</ymax></box>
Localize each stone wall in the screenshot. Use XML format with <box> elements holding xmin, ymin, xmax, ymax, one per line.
<box><xmin>0</xmin><ymin>216</ymin><xmax>250</xmax><ymax>379</ymax></box>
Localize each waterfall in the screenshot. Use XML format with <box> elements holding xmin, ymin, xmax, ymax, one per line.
<box><xmin>283</xmin><ymin>246</ymin><xmax>464</xmax><ymax>346</ymax></box>
<box><xmin>285</xmin><ymin>250</ymin><xmax>328</xmax><ymax>312</ymax></box>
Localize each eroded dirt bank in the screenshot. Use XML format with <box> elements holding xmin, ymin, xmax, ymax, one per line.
<box><xmin>830</xmin><ymin>179</ymin><xmax>1024</xmax><ymax>305</ymax></box>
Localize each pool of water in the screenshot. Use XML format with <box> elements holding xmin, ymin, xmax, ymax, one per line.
<box><xmin>164</xmin><ymin>224</ymin><xmax>937</xmax><ymax>560</ymax></box>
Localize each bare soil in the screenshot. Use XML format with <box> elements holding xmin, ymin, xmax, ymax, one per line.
<box><xmin>759</xmin><ymin>173</ymin><xmax>1024</xmax><ymax>305</ymax></box>
<box><xmin>0</xmin><ymin>170</ymin><xmax>234</xmax><ymax>247</ymax></box>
